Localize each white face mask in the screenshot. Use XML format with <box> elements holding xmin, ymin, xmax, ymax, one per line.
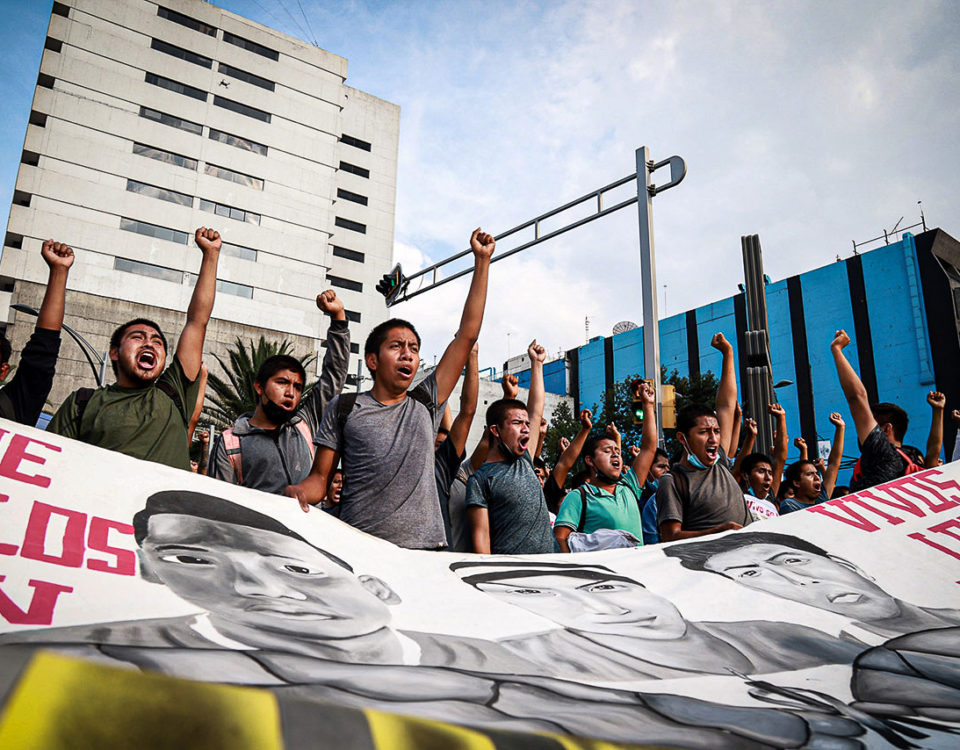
<box><xmin>679</xmin><ymin>434</ymin><xmax>718</xmax><ymax>469</ymax></box>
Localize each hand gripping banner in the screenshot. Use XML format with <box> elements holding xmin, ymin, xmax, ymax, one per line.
<box><xmin>0</xmin><ymin>420</ymin><xmax>958</xmax><ymax>748</ymax></box>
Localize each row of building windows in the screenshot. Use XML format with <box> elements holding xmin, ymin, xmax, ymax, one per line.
<box><xmin>198</xmin><ymin>198</ymin><xmax>260</xmax><ymax>225</ymax></box>
<box><xmin>340</xmin><ymin>134</ymin><xmax>371</xmax><ymax>152</ymax></box>
<box><xmin>332</xmin><ymin>245</ymin><xmax>364</xmax><ymax>263</ymax></box>
<box><xmin>336</xmin><ymin>187</ymin><xmax>367</xmax><ymax>206</ymax></box>
<box><xmin>204</xmin><ymin>163</ymin><xmax>264</xmax><ymax>190</ymax></box>
<box><xmin>327</xmin><ymin>275</ymin><xmax>363</xmax><ymax>293</ymax></box>
<box><xmin>144</xmin><ymin>70</ymin><xmax>272</xmax><ymax>123</ymax></box>
<box><xmin>150</xmin><ymin>38</ymin><xmax>212</xmax><ymax>69</ymax></box>
<box><xmin>114</xmin><ymin>255</ymin><xmax>254</xmax><ymax>298</ymax></box>
<box><xmin>133</xmin><ymin>142</ymin><xmax>197</xmax><ymax>171</ymax></box>
<box><xmin>157</xmin><ymin>6</ymin><xmax>279</xmax><ymax>60</ymax></box>
<box><xmin>334</xmin><ymin>217</ymin><xmax>366</xmax><ymax>234</ymax></box>
<box><xmin>138</xmin><ymin>108</ymin><xmax>268</xmax><ymax>157</ymax></box>
<box><xmin>121</xmin><ymin>218</ymin><xmax>257</xmax><ymax>264</ymax></box>
<box><xmin>123</xmin><ymin>174</ymin><xmax>262</xmax><ymax>223</ymax></box>
<box><xmin>339</xmin><ymin>161</ymin><xmax>369</xmax><ymax>179</ymax></box>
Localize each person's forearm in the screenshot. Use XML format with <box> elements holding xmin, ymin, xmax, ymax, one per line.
<box><xmin>716</xmin><ymin>344</ymin><xmax>737</xmax><ymax>451</ymax></box>
<box><xmin>797</xmin><ymin>442</ymin><xmax>808</xmax><ymax>460</ymax></box>
<box><xmin>555</xmin><ymin>426</ymin><xmax>590</xmax><ymax>480</ymax></box>
<box><xmin>460</xmin><ymin>352</ymin><xmax>479</xmax><ymax>414</ymax></box>
<box><xmin>770</xmin><ymin>413</ymin><xmax>788</xmax><ymax>496</ymax></box>
<box><xmin>926</xmin><ymin>408</ymin><xmax>944</xmax><ymax>468</ymax></box>
<box><xmin>555</xmin><ymin>528</ymin><xmax>572</xmax><ymax>553</ymax></box>
<box><xmin>36</xmin><ymin>266</ymin><xmax>69</xmax><ymax>331</ymax></box>
<box><xmin>825</xmin><ymin>425</ymin><xmax>844</xmax><ymax>496</ymax></box>
<box><xmin>729</xmin><ymin>415</ymin><xmax>742</xmax><ymax>459</ymax></box>
<box><xmin>470</xmin><ymin>520</ymin><xmax>490</xmax><ymax>554</ymax></box>
<box><xmin>457</xmin><ymin>257</ymin><xmax>491</xmax><ymax>343</ymax></box>
<box><xmin>187</xmin><ymin>251</ymin><xmax>218</xmax><ymax>327</ymax></box>
<box><xmin>527</xmin><ymin>359</ymin><xmax>545</xmax><ymax>429</ymax></box>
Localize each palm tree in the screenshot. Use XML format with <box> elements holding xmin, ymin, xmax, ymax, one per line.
<box><xmin>204</xmin><ymin>336</ymin><xmax>317</xmax><ymax>429</ymax></box>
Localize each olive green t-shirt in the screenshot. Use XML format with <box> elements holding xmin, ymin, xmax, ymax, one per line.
<box><xmin>48</xmin><ymin>357</ymin><xmax>199</xmax><ymax>471</ymax></box>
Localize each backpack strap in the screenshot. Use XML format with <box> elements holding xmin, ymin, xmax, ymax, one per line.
<box><xmin>73</xmin><ymin>387</ymin><xmax>95</xmax><ymax>435</ymax></box>
<box><xmin>336</xmin><ymin>392</ymin><xmax>358</xmax><ymax>451</ymax></box>
<box><xmin>408</xmin><ymin>385</ymin><xmax>437</xmax><ymax>423</ymax></box>
<box><xmin>577</xmin><ymin>486</ymin><xmax>589</xmax><ymax>533</ymax></box>
<box><xmin>221</xmin><ymin>428</ymin><xmax>243</xmax><ymax>484</ymax></box>
<box><xmin>294</xmin><ymin>419</ymin><xmax>316</xmax><ymax>459</ymax></box>
<box><xmin>155</xmin><ymin>380</ymin><xmax>185</xmax><ymax>423</ymax></box>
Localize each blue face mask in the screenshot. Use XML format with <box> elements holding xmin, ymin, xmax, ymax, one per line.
<box><xmin>746</xmin><ymin>486</ymin><xmax>758</xmax><ymax>498</ymax></box>
<box><xmin>647</xmin><ymin>478</ymin><xmax>659</xmax><ymax>491</ymax></box>
<box><xmin>680</xmin><ymin>436</ymin><xmax>719</xmax><ymax>470</ymax></box>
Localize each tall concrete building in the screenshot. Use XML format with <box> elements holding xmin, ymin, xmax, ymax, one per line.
<box><xmin>0</xmin><ymin>0</ymin><xmax>400</xmax><ymax>412</ymax></box>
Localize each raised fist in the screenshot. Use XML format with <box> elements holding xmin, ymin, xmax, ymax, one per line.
<box><xmin>767</xmin><ymin>403</ymin><xmax>785</xmax><ymax>418</ymax></box>
<box><xmin>605</xmin><ymin>423</ymin><xmax>621</xmax><ymax>440</ymax></box>
<box><xmin>41</xmin><ymin>239</ymin><xmax>75</xmax><ymax>270</ymax></box>
<box><xmin>927</xmin><ymin>391</ymin><xmax>946</xmax><ymax>410</ymax></box>
<box><xmin>629</xmin><ymin>445</ymin><xmax>641</xmax><ymax>459</ymax></box>
<box><xmin>316</xmin><ymin>289</ymin><xmax>344</xmax><ymax>317</ymax></box>
<box><xmin>578</xmin><ymin>408</ymin><xmax>593</xmax><ymax>430</ymax></box>
<box><xmin>711</xmin><ymin>332</ymin><xmax>731</xmax><ymax>351</ymax></box>
<box><xmin>194</xmin><ymin>227</ymin><xmax>222</xmax><ymax>255</ymax></box>
<box><xmin>501</xmin><ymin>373</ymin><xmax>519</xmax><ymax>400</ymax></box>
<box><xmin>638</xmin><ymin>381</ymin><xmax>655</xmax><ymax>405</ymax></box>
<box><xmin>831</xmin><ymin>329</ymin><xmax>850</xmax><ymax>350</ymax></box>
<box><xmin>744</xmin><ymin>417</ymin><xmax>758</xmax><ymax>436</ymax></box>
<box><xmin>952</xmin><ymin>409</ymin><xmax>960</xmax><ymax>426</ymax></box>
<box><xmin>794</xmin><ymin>437</ymin><xmax>806</xmax><ymax>450</ymax></box>
<box><xmin>828</xmin><ymin>412</ymin><xmax>845</xmax><ymax>427</ymax></box>
<box><xmin>527</xmin><ymin>339</ymin><xmax>546</xmax><ymax>364</ymax></box>
<box><xmin>559</xmin><ymin>437</ymin><xmax>571</xmax><ymax>452</ymax></box>
<box><xmin>470</xmin><ymin>227</ymin><xmax>495</xmax><ymax>261</ymax></box>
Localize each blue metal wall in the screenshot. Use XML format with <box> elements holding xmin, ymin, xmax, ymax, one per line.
<box><xmin>515</xmin><ymin>233</ymin><xmax>950</xmax><ymax>483</ymax></box>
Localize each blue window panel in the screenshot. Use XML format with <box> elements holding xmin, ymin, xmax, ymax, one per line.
<box><xmin>578</xmin><ymin>338</ymin><xmax>607</xmax><ymax>412</ymax></box>
<box><xmin>696</xmin><ymin>297</ymin><xmax>740</xmax><ymax>388</ymax></box>
<box><xmin>612</xmin><ymin>326</ymin><xmax>644</xmax><ymax>383</ymax></box>
<box><xmin>543</xmin><ymin>359</ymin><xmax>567</xmax><ymax>396</ymax></box>
<box><xmin>861</xmin><ymin>238</ymin><xmax>935</xmax><ymax>452</ymax></box>
<box><xmin>659</xmin><ymin>312</ymin><xmax>689</xmax><ymax>379</ymax></box>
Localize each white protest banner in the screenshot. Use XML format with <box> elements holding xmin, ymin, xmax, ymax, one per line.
<box><xmin>1</xmin><ymin>419</ymin><xmax>958</xmax><ymax>748</ymax></box>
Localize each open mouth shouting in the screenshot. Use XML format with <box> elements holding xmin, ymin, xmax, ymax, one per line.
<box><xmin>396</xmin><ymin>364</ymin><xmax>415</xmax><ymax>380</ymax></box>
<box><xmin>704</xmin><ymin>444</ymin><xmax>719</xmax><ymax>462</ymax></box>
<box><xmin>136</xmin><ymin>348</ymin><xmax>159</xmax><ymax>373</ymax></box>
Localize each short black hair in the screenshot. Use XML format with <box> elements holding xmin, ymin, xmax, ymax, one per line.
<box><xmin>741</xmin><ymin>452</ymin><xmax>774</xmax><ymax>477</ymax></box>
<box><xmin>0</xmin><ymin>332</ymin><xmax>10</xmax><ymax>367</ymax></box>
<box><xmin>663</xmin><ymin>531</ymin><xmax>829</xmax><ymax>574</ymax></box>
<box><xmin>677</xmin><ymin>403</ymin><xmax>717</xmax><ymax>434</ymax></box>
<box><xmin>255</xmin><ymin>354</ymin><xmax>306</xmax><ymax>387</ymax></box>
<box><xmin>450</xmin><ymin>560</ymin><xmax>643</xmax><ymax>589</ymax></box>
<box><xmin>364</xmin><ymin>318</ymin><xmax>420</xmax><ymax>358</ymax></box>
<box><xmin>581</xmin><ymin>434</ymin><xmax>616</xmax><ymax>463</ymax></box>
<box><xmin>872</xmin><ymin>402</ymin><xmax>909</xmax><ymax>442</ymax></box>
<box><xmin>486</xmin><ymin>398</ymin><xmax>528</xmax><ymax>428</ymax></box>
<box><xmin>109</xmin><ymin>319</ymin><xmax>168</xmax><ymax>376</ymax></box>
<box><xmin>533</xmin><ymin>456</ymin><xmax>547</xmax><ymax>471</ymax></box>
<box><xmin>783</xmin><ymin>459</ymin><xmax>816</xmax><ymax>494</ymax></box>
<box><xmin>654</xmin><ymin>448</ymin><xmax>670</xmax><ymax>462</ymax></box>
<box><xmin>133</xmin><ymin>490</ymin><xmax>353</xmax><ymax>572</ymax></box>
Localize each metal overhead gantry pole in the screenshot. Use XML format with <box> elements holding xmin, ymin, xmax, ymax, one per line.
<box><xmin>378</xmin><ymin>146</ymin><xmax>686</xmax><ymax>434</ymax></box>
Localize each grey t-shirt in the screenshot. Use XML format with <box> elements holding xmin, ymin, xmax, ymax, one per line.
<box><xmin>465</xmin><ymin>452</ymin><xmax>556</xmax><ymax>555</ymax></box>
<box><xmin>314</xmin><ymin>373</ymin><xmax>447</xmax><ymax>549</ymax></box>
<box><xmin>656</xmin><ymin>449</ymin><xmax>753</xmax><ymax>532</ymax></box>
<box><xmin>448</xmin><ymin>457</ymin><xmax>476</xmax><ymax>553</ymax></box>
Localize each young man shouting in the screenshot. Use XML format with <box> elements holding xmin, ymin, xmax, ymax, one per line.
<box><xmin>465</xmin><ymin>340</ymin><xmax>555</xmax><ymax>555</ymax></box>
<box><xmin>209</xmin><ymin>290</ymin><xmax>350</xmax><ymax>494</ymax></box>
<box><xmin>285</xmin><ymin>228</ymin><xmax>495</xmax><ymax>549</ymax></box>
<box><xmin>49</xmin><ymin>228</ymin><xmax>221</xmax><ymax>470</ymax></box>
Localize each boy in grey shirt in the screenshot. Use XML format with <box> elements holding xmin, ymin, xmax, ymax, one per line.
<box><xmin>286</xmin><ymin>228</ymin><xmax>496</xmax><ymax>549</ymax></box>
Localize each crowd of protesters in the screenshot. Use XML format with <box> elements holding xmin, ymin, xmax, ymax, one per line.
<box><xmin>0</xmin><ymin>228</ymin><xmax>957</xmax><ymax>555</ymax></box>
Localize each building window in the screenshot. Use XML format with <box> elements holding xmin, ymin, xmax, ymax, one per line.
<box><xmin>339</xmin><ymin>161</ymin><xmax>369</xmax><ymax>178</ymax></box>
<box><xmin>340</xmin><ymin>134</ymin><xmax>371</xmax><ymax>152</ymax></box>
<box><xmin>217</xmin><ymin>63</ymin><xmax>275</xmax><ymax>91</ymax></box>
<box><xmin>126</xmin><ymin>179</ymin><xmax>193</xmax><ymax>207</ymax></box>
<box><xmin>132</xmin><ymin>142</ymin><xmax>197</xmax><ymax>170</ymax></box>
<box><xmin>204</xmin><ymin>163</ymin><xmax>263</xmax><ymax>190</ymax></box>
<box><xmin>115</xmin><ymin>257</ymin><xmax>183</xmax><ymax>283</ymax></box>
<box><xmin>150</xmin><ymin>38</ymin><xmax>213</xmax><ymax>68</ymax></box>
<box><xmin>217</xmin><ymin>279</ymin><xmax>254</xmax><ymax>298</ymax></box>
<box><xmin>52</xmin><ymin>2</ymin><xmax>69</xmax><ymax>17</ymax></box>
<box><xmin>208</xmin><ymin>128</ymin><xmax>268</xmax><ymax>156</ymax></box>
<box><xmin>222</xmin><ymin>31</ymin><xmax>279</xmax><ymax>61</ymax></box>
<box><xmin>120</xmin><ymin>218</ymin><xmax>189</xmax><ymax>244</ymax></box>
<box><xmin>327</xmin><ymin>275</ymin><xmax>363</xmax><ymax>292</ymax></box>
<box><xmin>221</xmin><ymin>241</ymin><xmax>258</xmax><ymax>262</ymax></box>
<box><xmin>213</xmin><ymin>95</ymin><xmax>270</xmax><ymax>123</ymax></box>
<box><xmin>157</xmin><ymin>6</ymin><xmax>216</xmax><ymax>36</ymax></box>
<box><xmin>44</xmin><ymin>37</ymin><xmax>63</xmax><ymax>53</ymax></box>
<box><xmin>336</xmin><ymin>188</ymin><xmax>368</xmax><ymax>206</ymax></box>
<box><xmin>199</xmin><ymin>198</ymin><xmax>260</xmax><ymax>225</ymax></box>
<box><xmin>335</xmin><ymin>217</ymin><xmax>366</xmax><ymax>234</ymax></box>
<box><xmin>139</xmin><ymin>106</ymin><xmax>202</xmax><ymax>135</ymax></box>
<box><xmin>332</xmin><ymin>245</ymin><xmax>364</xmax><ymax>263</ymax></box>
<box><xmin>345</xmin><ymin>310</ymin><xmax>361</xmax><ymax>323</ymax></box>
<box><xmin>145</xmin><ymin>72</ymin><xmax>207</xmax><ymax>102</ymax></box>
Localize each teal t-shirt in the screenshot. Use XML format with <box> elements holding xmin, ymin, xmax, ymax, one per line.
<box><xmin>555</xmin><ymin>468</ymin><xmax>644</xmax><ymax>542</ymax></box>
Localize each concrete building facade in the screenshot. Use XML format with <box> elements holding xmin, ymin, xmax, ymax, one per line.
<box><xmin>0</xmin><ymin>0</ymin><xmax>399</xmax><ymax>410</ymax></box>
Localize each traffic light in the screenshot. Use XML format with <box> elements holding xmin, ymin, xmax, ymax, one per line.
<box><xmin>661</xmin><ymin>384</ymin><xmax>676</xmax><ymax>429</ymax></box>
<box><xmin>631</xmin><ymin>379</ymin><xmax>646</xmax><ymax>425</ymax></box>
<box><xmin>376</xmin><ymin>263</ymin><xmax>408</xmax><ymax>307</ymax></box>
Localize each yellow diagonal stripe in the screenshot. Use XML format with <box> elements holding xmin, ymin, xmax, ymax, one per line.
<box><xmin>364</xmin><ymin>707</ymin><xmax>498</xmax><ymax>750</ymax></box>
<box><xmin>0</xmin><ymin>651</ymin><xmax>284</xmax><ymax>750</ymax></box>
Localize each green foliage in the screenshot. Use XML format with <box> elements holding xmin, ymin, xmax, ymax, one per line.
<box><xmin>204</xmin><ymin>336</ymin><xmax>317</xmax><ymax>429</ymax></box>
<box><xmin>542</xmin><ymin>400</ymin><xmax>580</xmax><ymax>467</ymax></box>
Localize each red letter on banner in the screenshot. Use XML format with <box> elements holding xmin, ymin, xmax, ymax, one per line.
<box><xmin>0</xmin><ymin>434</ymin><xmax>61</xmax><ymax>488</ymax></box>
<box><xmin>0</xmin><ymin>576</ymin><xmax>73</xmax><ymax>625</ymax></box>
<box><xmin>20</xmin><ymin>502</ymin><xmax>87</xmax><ymax>568</ymax></box>
<box><xmin>86</xmin><ymin>517</ymin><xmax>136</xmax><ymax>576</ymax></box>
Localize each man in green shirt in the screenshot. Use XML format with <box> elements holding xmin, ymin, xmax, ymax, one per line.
<box><xmin>48</xmin><ymin>228</ymin><xmax>221</xmax><ymax>471</ymax></box>
<box><xmin>554</xmin><ymin>382</ymin><xmax>658</xmax><ymax>551</ymax></box>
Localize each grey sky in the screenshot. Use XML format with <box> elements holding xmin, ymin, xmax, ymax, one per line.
<box><xmin>2</xmin><ymin>0</ymin><xmax>957</xmax><ymax>371</ymax></box>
